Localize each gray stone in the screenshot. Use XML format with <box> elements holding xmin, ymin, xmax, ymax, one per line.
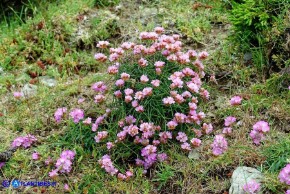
<box><xmin>21</xmin><ymin>84</ymin><xmax>38</xmax><ymax>98</ymax></box>
<box><xmin>188</xmin><ymin>149</ymin><xmax>200</xmax><ymax>160</ymax></box>
<box><xmin>243</xmin><ymin>52</ymin><xmax>252</xmax><ymax>63</ymax></box>
<box><xmin>39</xmin><ymin>76</ymin><xmax>57</xmax><ymax>87</ymax></box>
<box><xmin>229</xmin><ymin>166</ymin><xmax>263</xmax><ymax>194</ymax></box>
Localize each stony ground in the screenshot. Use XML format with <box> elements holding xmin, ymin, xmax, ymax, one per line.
<box><xmin>0</xmin><ymin>0</ymin><xmax>289</xmax><ymax>193</ymax></box>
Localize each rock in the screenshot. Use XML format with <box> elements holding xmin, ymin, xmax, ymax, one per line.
<box><xmin>229</xmin><ymin>166</ymin><xmax>263</xmax><ymax>194</ymax></box>
<box><xmin>39</xmin><ymin>76</ymin><xmax>57</xmax><ymax>87</ymax></box>
<box><xmin>243</xmin><ymin>52</ymin><xmax>252</xmax><ymax>63</ymax></box>
<box><xmin>21</xmin><ymin>84</ymin><xmax>37</xmax><ymax>98</ymax></box>
<box><xmin>188</xmin><ymin>149</ymin><xmax>200</xmax><ymax>160</ymax></box>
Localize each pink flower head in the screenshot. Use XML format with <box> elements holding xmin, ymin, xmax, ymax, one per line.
<box><xmin>139</xmin><ymin>32</ymin><xmax>158</xmax><ymax>40</ymax></box>
<box><xmin>45</xmin><ymin>157</ymin><xmax>53</xmax><ymax>165</ymax></box>
<box><xmin>109</xmin><ymin>53</ymin><xmax>120</xmax><ymax>62</ymax></box>
<box><xmin>13</xmin><ymin>91</ymin><xmax>23</xmax><ymax>99</ymax></box>
<box><xmin>243</xmin><ymin>180</ymin><xmax>261</xmax><ymax>194</ymax></box>
<box><xmin>202</xmin><ymin>123</ymin><xmax>213</xmax><ymax>134</ymax></box>
<box><xmin>77</xmin><ymin>98</ymin><xmax>85</xmax><ymax>104</ymax></box>
<box><xmin>198</xmin><ymin>51</ymin><xmax>209</xmax><ymax>60</ymax></box>
<box><xmin>121</xmin><ymin>42</ymin><xmax>135</xmax><ymax>50</ymax></box>
<box><xmin>115</xmin><ymin>79</ymin><xmax>125</xmax><ymax>87</ymax></box>
<box><xmin>60</xmin><ymin>150</ymin><xmax>76</xmax><ymax>160</ymax></box>
<box><xmin>131</xmin><ymin>100</ymin><xmax>139</xmax><ymax>108</ymax></box>
<box><xmin>182</xmin><ymin>91</ymin><xmax>192</xmax><ymax>98</ymax></box>
<box><xmin>110</xmin><ymin>47</ymin><xmax>124</xmax><ymax>55</ymax></box>
<box><xmin>200</xmin><ymin>88</ymin><xmax>210</xmax><ymax>100</ymax></box>
<box><xmin>49</xmin><ymin>169</ymin><xmax>59</xmax><ymax>178</ymax></box>
<box><xmin>94</xmin><ymin>53</ymin><xmax>107</xmax><ymax>62</ymax></box>
<box><xmin>69</xmin><ymin>109</ymin><xmax>84</xmax><ymax>123</ymax></box>
<box><xmin>140</xmin><ymin>75</ymin><xmax>149</xmax><ymax>83</ymax></box>
<box><xmin>279</xmin><ymin>164</ymin><xmax>290</xmax><ymax>185</ymax></box>
<box><xmin>159</xmin><ymin>131</ymin><xmax>172</xmax><ymax>143</ymax></box>
<box><xmin>249</xmin><ymin>130</ymin><xmax>264</xmax><ymax>145</ymax></box>
<box><xmin>92</xmin><ymin>81</ymin><xmax>107</xmax><ymax>93</ymax></box>
<box><xmin>135</xmin><ymin>105</ymin><xmax>144</xmax><ymax>112</ymax></box>
<box><xmin>134</xmin><ymin>91</ymin><xmax>144</xmax><ymax>100</ymax></box>
<box><xmin>155</xmin><ymin>68</ymin><xmax>162</xmax><ymax>75</ymax></box>
<box><xmin>167</xmin><ymin>120</ymin><xmax>178</xmax><ymax>130</ymax></box>
<box><xmin>187</xmin><ymin>82</ymin><xmax>199</xmax><ymax>93</ymax></box>
<box><xmin>157</xmin><ymin>153</ymin><xmax>168</xmax><ymax>161</ymax></box>
<box><xmin>230</xmin><ymin>96</ymin><xmax>242</xmax><ymax>105</ymax></box>
<box><xmin>181</xmin><ymin>142</ymin><xmax>191</xmax><ymax>151</ymax></box>
<box><xmin>177</xmin><ymin>54</ymin><xmax>190</xmax><ymax>64</ymax></box>
<box><xmin>162</xmin><ymin>97</ymin><xmax>175</xmax><ymax>106</ymax></box>
<box><xmin>94</xmin><ymin>94</ymin><xmax>105</xmax><ymax>104</ymax></box>
<box><xmin>141</xmin><ymin>145</ymin><xmax>157</xmax><ymax>157</ymax></box>
<box><xmin>154</xmin><ymin>61</ymin><xmax>165</xmax><ymax>68</ymax></box>
<box><xmin>182</xmin><ymin>67</ymin><xmax>195</xmax><ymax>77</ymax></box>
<box><xmin>83</xmin><ymin>117</ymin><xmax>92</xmax><ymax>125</ymax></box>
<box><xmin>222</xmin><ymin>127</ymin><xmax>232</xmax><ymax>135</ymax></box>
<box><xmin>154</xmin><ymin>27</ymin><xmax>165</xmax><ymax>34</ymax></box>
<box><xmin>98</xmin><ymin>155</ymin><xmax>118</xmax><ymax>176</ymax></box>
<box><xmin>118</xmin><ymin>173</ymin><xmax>127</xmax><ymax>180</ymax></box>
<box><xmin>128</xmin><ymin>125</ymin><xmax>139</xmax><ymax>136</ymax></box>
<box><xmin>0</xmin><ymin>162</ymin><xmax>5</xmax><ymax>168</ymax></box>
<box><xmin>176</xmin><ymin>132</ymin><xmax>188</xmax><ymax>143</ymax></box>
<box><xmin>12</xmin><ymin>134</ymin><xmax>37</xmax><ymax>148</ymax></box>
<box><xmin>286</xmin><ymin>190</ymin><xmax>290</xmax><ymax>194</ymax></box>
<box><xmin>151</xmin><ymin>79</ymin><xmax>160</xmax><ymax>87</ymax></box>
<box><xmin>95</xmin><ymin>131</ymin><xmax>109</xmax><ymax>143</ymax></box>
<box><xmin>32</xmin><ymin>152</ymin><xmax>40</xmax><ymax>160</ymax></box>
<box><xmin>55</xmin><ymin>157</ymin><xmax>72</xmax><ymax>173</ymax></box>
<box><xmin>106</xmin><ymin>142</ymin><xmax>115</xmax><ymax>150</ymax></box>
<box><xmin>224</xmin><ymin>116</ymin><xmax>237</xmax><ymax>127</ymax></box>
<box><xmin>175</xmin><ymin>112</ymin><xmax>187</xmax><ymax>123</ymax></box>
<box><xmin>211</xmin><ymin>135</ymin><xmax>228</xmax><ymax>156</ymax></box>
<box><xmin>107</xmin><ymin>65</ymin><xmax>119</xmax><ymax>75</ymax></box>
<box><xmin>138</xmin><ymin>58</ymin><xmax>148</xmax><ymax>67</ymax></box>
<box><xmin>124</xmin><ymin>88</ymin><xmax>134</xmax><ymax>96</ymax></box>
<box><xmin>173</xmin><ymin>94</ymin><xmax>185</xmax><ymax>104</ymax></box>
<box><xmin>253</xmin><ymin>121</ymin><xmax>270</xmax><ymax>133</ymax></box>
<box><xmin>114</xmin><ymin>90</ymin><xmax>122</xmax><ymax>98</ymax></box>
<box><xmin>125</xmin><ymin>95</ymin><xmax>133</xmax><ymax>103</ymax></box>
<box><xmin>64</xmin><ymin>184</ymin><xmax>70</xmax><ymax>191</ymax></box>
<box><xmin>190</xmin><ymin>138</ymin><xmax>201</xmax><ymax>147</ymax></box>
<box><xmin>54</xmin><ymin>107</ymin><xmax>67</xmax><ymax>123</ymax></box>
<box><xmin>142</xmin><ymin>87</ymin><xmax>153</xmax><ymax>97</ymax></box>
<box><xmin>121</xmin><ymin>73</ymin><xmax>131</xmax><ymax>81</ymax></box>
<box><xmin>187</xmin><ymin>50</ymin><xmax>197</xmax><ymax>59</ymax></box>
<box><xmin>97</xmin><ymin>41</ymin><xmax>110</xmax><ymax>48</ymax></box>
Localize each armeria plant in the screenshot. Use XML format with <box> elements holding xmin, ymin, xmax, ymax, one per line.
<box><xmin>55</xmin><ymin>27</ymin><xmax>222</xmax><ymax>180</ymax></box>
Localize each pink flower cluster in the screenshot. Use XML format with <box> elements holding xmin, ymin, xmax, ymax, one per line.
<box><xmin>279</xmin><ymin>164</ymin><xmax>290</xmax><ymax>185</ymax></box>
<box><xmin>0</xmin><ymin>162</ymin><xmax>5</xmax><ymax>168</ymax></box>
<box><xmin>230</xmin><ymin>95</ymin><xmax>242</xmax><ymax>106</ymax></box>
<box><xmin>222</xmin><ymin>116</ymin><xmax>237</xmax><ymax>135</ymax></box>
<box><xmin>249</xmin><ymin>121</ymin><xmax>270</xmax><ymax>145</ymax></box>
<box><xmin>54</xmin><ymin>107</ymin><xmax>67</xmax><ymax>123</ymax></box>
<box><xmin>60</xmin><ymin>28</ymin><xmax>214</xmax><ymax>177</ymax></box>
<box><xmin>98</xmin><ymin>155</ymin><xmax>133</xmax><ymax>180</ymax></box>
<box><xmin>49</xmin><ymin>150</ymin><xmax>75</xmax><ymax>178</ymax></box>
<box><xmin>243</xmin><ymin>180</ymin><xmax>261</xmax><ymax>194</ymax></box>
<box><xmin>211</xmin><ymin>135</ymin><xmax>228</xmax><ymax>156</ymax></box>
<box><xmin>69</xmin><ymin>108</ymin><xmax>84</xmax><ymax>123</ymax></box>
<box><xmin>13</xmin><ymin>91</ymin><xmax>23</xmax><ymax>99</ymax></box>
<box><xmin>11</xmin><ymin>134</ymin><xmax>37</xmax><ymax>148</ymax></box>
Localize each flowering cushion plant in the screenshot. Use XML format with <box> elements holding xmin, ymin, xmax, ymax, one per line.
<box><xmin>54</xmin><ymin>27</ymin><xmax>223</xmax><ymax>178</ymax></box>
